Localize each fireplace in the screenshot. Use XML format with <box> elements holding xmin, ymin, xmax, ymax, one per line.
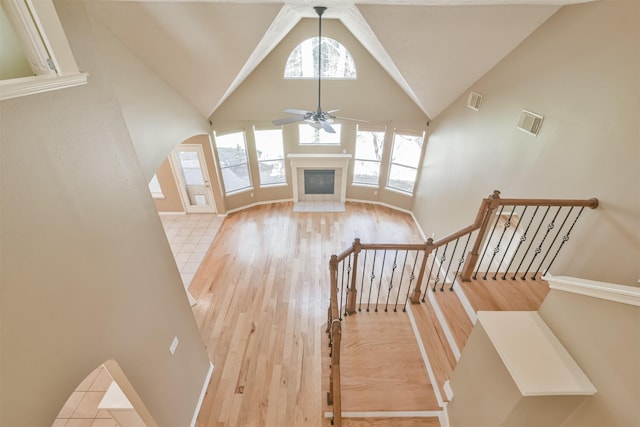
<box><xmin>287</xmin><ymin>154</ymin><xmax>352</xmax><ymax>205</ymax></box>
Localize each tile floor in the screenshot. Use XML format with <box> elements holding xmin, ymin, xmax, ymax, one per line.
<box><xmin>53</xmin><ymin>213</ymin><xmax>224</xmax><ymax>427</ymax></box>
<box><xmin>53</xmin><ymin>366</ymin><xmax>117</xmax><ymax>427</ymax></box>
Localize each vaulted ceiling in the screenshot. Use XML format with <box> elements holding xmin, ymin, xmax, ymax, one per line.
<box><xmin>84</xmin><ymin>0</ymin><xmax>592</xmax><ymax>121</ymax></box>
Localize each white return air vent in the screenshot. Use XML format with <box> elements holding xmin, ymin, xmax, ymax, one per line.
<box><xmin>517</xmin><ymin>110</ymin><xmax>544</xmax><ymax>136</ymax></box>
<box><xmin>467</xmin><ymin>92</ymin><xmax>483</xmax><ymax>111</ymax></box>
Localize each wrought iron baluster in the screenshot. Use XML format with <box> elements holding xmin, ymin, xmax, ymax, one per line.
<box><xmin>512</xmin><ymin>206</ymin><xmax>549</xmax><ymax>280</ymax></box>
<box><xmin>487</xmin><ymin>208</ymin><xmax>516</xmax><ymax>280</ymax></box>
<box><xmin>358</xmin><ymin>250</ymin><xmax>368</xmax><ymax>312</ymax></box>
<box><xmin>543</xmin><ymin>207</ymin><xmax>585</xmax><ymax>276</ymax></box>
<box><xmin>532</xmin><ymin>207</ymin><xmax>573</xmax><ymax>279</ymax></box>
<box><xmin>474</xmin><ymin>206</ymin><xmax>506</xmax><ymax>280</ymax></box>
<box><xmin>365</xmin><ymin>250</ymin><xmax>377</xmax><ymax>312</ymax></box>
<box><xmin>451</xmin><ymin>232</ymin><xmax>473</xmax><ymax>291</ymax></box>
<box><xmin>497</xmin><ymin>206</ymin><xmax>527</xmax><ymax>279</ymax></box>
<box><xmin>374</xmin><ymin>250</ymin><xmax>388</xmax><ymax>312</ymax></box>
<box><xmin>443</xmin><ymin>238</ymin><xmax>459</xmax><ymax>291</ymax></box>
<box><xmin>522</xmin><ymin>206</ymin><xmax>561</xmax><ymax>280</ymax></box>
<box><xmin>438</xmin><ymin>239</ymin><xmax>450</xmax><ymax>292</ymax></box>
<box><xmin>395</xmin><ymin>250</ymin><xmax>410</xmax><ymax>312</ymax></box>
<box><xmin>403</xmin><ymin>250</ymin><xmax>421</xmax><ymax>312</ymax></box>
<box><xmin>344</xmin><ymin>254</ymin><xmax>353</xmax><ymax>316</ymax></box>
<box><xmin>339</xmin><ymin>256</ymin><xmax>348</xmax><ymax>320</ymax></box>
<box><xmin>384</xmin><ymin>250</ymin><xmax>399</xmax><ymax>312</ymax></box>
<box><xmin>438</xmin><ymin>243</ymin><xmax>449</xmax><ymax>291</ymax></box>
<box><xmin>422</xmin><ymin>247</ymin><xmax>439</xmax><ymax>301</ymax></box>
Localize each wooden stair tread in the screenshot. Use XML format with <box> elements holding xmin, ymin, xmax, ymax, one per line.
<box><xmin>323</xmin><ymin>416</ymin><xmax>442</xmax><ymax>426</ymax></box>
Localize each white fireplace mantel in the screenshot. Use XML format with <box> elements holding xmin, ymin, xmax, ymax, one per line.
<box><xmin>287</xmin><ymin>153</ymin><xmax>352</xmax><ymax>203</ymax></box>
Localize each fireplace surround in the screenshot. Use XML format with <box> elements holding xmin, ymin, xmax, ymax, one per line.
<box><xmin>287</xmin><ymin>153</ymin><xmax>352</xmax><ymax>204</ymax></box>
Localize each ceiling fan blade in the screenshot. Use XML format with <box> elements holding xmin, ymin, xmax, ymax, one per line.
<box><xmin>273</xmin><ymin>116</ymin><xmax>305</xmax><ymax>126</ymax></box>
<box><xmin>319</xmin><ymin>119</ymin><xmax>336</xmax><ymax>133</ymax></box>
<box><xmin>334</xmin><ymin>115</ymin><xmax>368</xmax><ymax>123</ymax></box>
<box><xmin>283</xmin><ymin>108</ymin><xmax>311</xmax><ymax>116</ymax></box>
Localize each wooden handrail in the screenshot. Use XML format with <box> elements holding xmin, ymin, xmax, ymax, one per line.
<box><xmin>497</xmin><ymin>197</ymin><xmax>599</xmax><ymax>208</ymax></box>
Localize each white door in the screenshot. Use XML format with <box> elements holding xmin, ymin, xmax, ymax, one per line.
<box><xmin>170</xmin><ymin>145</ymin><xmax>216</xmax><ymax>213</ymax></box>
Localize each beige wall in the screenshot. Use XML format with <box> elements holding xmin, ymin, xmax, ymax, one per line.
<box><xmin>412</xmin><ymin>1</ymin><xmax>640</xmax><ymax>286</ymax></box>
<box><xmin>210</xmin><ymin>18</ymin><xmax>429</xmax><ymax>213</ymax></box>
<box><xmin>86</xmin><ymin>7</ymin><xmax>210</xmax><ymax>182</ymax></box>
<box><xmin>0</xmin><ymin>1</ymin><xmax>210</xmax><ymax>425</ymax></box>
<box><xmin>153</xmin><ymin>157</ymin><xmax>184</xmax><ymax>213</ymax></box>
<box><xmin>538</xmin><ymin>286</ymin><xmax>640</xmax><ymax>427</ymax></box>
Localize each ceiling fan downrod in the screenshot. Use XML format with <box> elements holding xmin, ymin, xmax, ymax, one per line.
<box><xmin>314</xmin><ymin>6</ymin><xmax>326</xmax><ymax>115</ymax></box>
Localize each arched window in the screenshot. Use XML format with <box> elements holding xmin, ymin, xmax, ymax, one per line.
<box><xmin>284</xmin><ymin>37</ymin><xmax>356</xmax><ymax>79</ymax></box>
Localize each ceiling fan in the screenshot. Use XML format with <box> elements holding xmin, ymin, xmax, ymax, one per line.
<box><xmin>272</xmin><ymin>6</ymin><xmax>365</xmax><ymax>134</ymax></box>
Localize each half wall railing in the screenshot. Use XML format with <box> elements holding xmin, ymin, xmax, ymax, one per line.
<box><xmin>325</xmin><ymin>190</ymin><xmax>598</xmax><ymax>426</ymax></box>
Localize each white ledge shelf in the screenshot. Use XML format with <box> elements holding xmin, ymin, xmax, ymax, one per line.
<box><xmin>544</xmin><ymin>275</ymin><xmax>640</xmax><ymax>307</ymax></box>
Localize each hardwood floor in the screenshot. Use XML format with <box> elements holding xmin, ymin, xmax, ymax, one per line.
<box><xmin>190</xmin><ymin>202</ymin><xmax>423</xmax><ymax>427</ymax></box>
<box><xmin>188</xmin><ymin>201</ymin><xmax>550</xmax><ymax>426</ymax></box>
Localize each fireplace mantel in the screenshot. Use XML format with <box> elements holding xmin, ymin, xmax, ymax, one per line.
<box><xmin>287</xmin><ymin>153</ymin><xmax>352</xmax><ymax>204</ymax></box>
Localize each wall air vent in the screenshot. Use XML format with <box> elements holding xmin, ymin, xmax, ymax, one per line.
<box><xmin>467</xmin><ymin>92</ymin><xmax>483</xmax><ymax>111</ymax></box>
<box><xmin>517</xmin><ymin>110</ymin><xmax>544</xmax><ymax>136</ymax></box>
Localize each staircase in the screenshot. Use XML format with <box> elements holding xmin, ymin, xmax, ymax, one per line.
<box><xmin>323</xmin><ymin>191</ymin><xmax>598</xmax><ymax>426</ymax></box>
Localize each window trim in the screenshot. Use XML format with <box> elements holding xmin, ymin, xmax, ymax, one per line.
<box><xmin>253</xmin><ymin>127</ymin><xmax>287</xmax><ymax>187</ymax></box>
<box><xmin>352</xmin><ymin>127</ymin><xmax>386</xmax><ymax>187</ymax></box>
<box><xmin>385</xmin><ymin>130</ymin><xmax>425</xmax><ymax>195</ymax></box>
<box><xmin>284</xmin><ymin>36</ymin><xmax>357</xmax><ymax>80</ymax></box>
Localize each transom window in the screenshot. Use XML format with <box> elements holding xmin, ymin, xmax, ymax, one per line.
<box><xmin>353</xmin><ymin>126</ymin><xmax>385</xmax><ymax>186</ymax></box>
<box><xmin>285</xmin><ymin>37</ymin><xmax>356</xmax><ymax>79</ymax></box>
<box><xmin>298</xmin><ymin>124</ymin><xmax>341</xmax><ymax>145</ymax></box>
<box><xmin>387</xmin><ymin>131</ymin><xmax>425</xmax><ymax>194</ymax></box>
<box><xmin>214</xmin><ymin>131</ymin><xmax>252</xmax><ymax>194</ymax></box>
<box><xmin>254</xmin><ymin>128</ymin><xmax>286</xmax><ymax>186</ymax></box>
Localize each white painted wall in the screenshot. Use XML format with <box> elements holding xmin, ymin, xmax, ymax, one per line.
<box><xmin>413</xmin><ymin>1</ymin><xmax>640</xmax><ymax>286</ymax></box>
<box><xmin>0</xmin><ymin>1</ymin><xmax>210</xmax><ymax>425</ymax></box>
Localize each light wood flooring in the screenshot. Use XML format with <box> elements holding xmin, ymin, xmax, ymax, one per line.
<box><xmin>189</xmin><ymin>201</ymin><xmax>549</xmax><ymax>426</ymax></box>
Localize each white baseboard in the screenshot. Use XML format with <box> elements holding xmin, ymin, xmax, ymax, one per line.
<box><xmin>224</xmin><ymin>198</ymin><xmax>293</xmax><ymax>215</ymax></box>
<box><xmin>443</xmin><ymin>380</ymin><xmax>454</xmax><ymax>401</ymax></box>
<box><xmin>190</xmin><ymin>361</ymin><xmax>214</xmax><ymax>427</ymax></box>
<box><xmin>158</xmin><ymin>211</ymin><xmax>187</xmax><ymax>215</ymax></box>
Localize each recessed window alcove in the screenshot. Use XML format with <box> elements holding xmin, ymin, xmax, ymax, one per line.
<box><xmin>287</xmin><ymin>153</ymin><xmax>351</xmax><ymax>212</ymax></box>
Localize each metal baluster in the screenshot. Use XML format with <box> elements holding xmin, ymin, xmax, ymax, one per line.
<box><xmin>442</xmin><ymin>238</ymin><xmax>459</xmax><ymax>291</ymax></box>
<box><xmin>474</xmin><ymin>206</ymin><xmax>506</xmax><ymax>280</ymax></box>
<box><xmin>365</xmin><ymin>250</ymin><xmax>377</xmax><ymax>312</ymax></box>
<box><xmin>497</xmin><ymin>206</ymin><xmax>527</xmax><ymax>279</ymax></box>
<box><xmin>487</xmin><ymin>208</ymin><xmax>516</xmax><ymax>280</ymax></box>
<box><xmin>522</xmin><ymin>206</ymin><xmax>561</xmax><ymax>280</ymax></box>
<box><xmin>532</xmin><ymin>207</ymin><xmax>573</xmax><ymax>279</ymax></box>
<box><xmin>422</xmin><ymin>247</ymin><xmax>439</xmax><ymax>301</ymax></box>
<box><xmin>543</xmin><ymin>207</ymin><xmax>585</xmax><ymax>276</ymax></box>
<box><xmin>451</xmin><ymin>233</ymin><xmax>473</xmax><ymax>291</ymax></box>
<box><xmin>438</xmin><ymin>243</ymin><xmax>449</xmax><ymax>291</ymax></box>
<box><xmin>384</xmin><ymin>250</ymin><xmax>399</xmax><ymax>312</ymax></box>
<box><xmin>403</xmin><ymin>250</ymin><xmax>421</xmax><ymax>312</ymax></box>
<box><xmin>512</xmin><ymin>206</ymin><xmax>549</xmax><ymax>280</ymax></box>
<box><xmin>395</xmin><ymin>250</ymin><xmax>410</xmax><ymax>312</ymax></box>
<box><xmin>374</xmin><ymin>250</ymin><xmax>388</xmax><ymax>312</ymax></box>
<box><xmin>358</xmin><ymin>250</ymin><xmax>368</xmax><ymax>312</ymax></box>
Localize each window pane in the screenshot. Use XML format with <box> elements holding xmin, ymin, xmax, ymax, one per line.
<box><xmin>221</xmin><ymin>164</ymin><xmax>251</xmax><ymax>193</ymax></box>
<box><xmin>285</xmin><ymin>37</ymin><xmax>356</xmax><ymax>79</ymax></box>
<box><xmin>355</xmin><ymin>130</ymin><xmax>384</xmax><ymax>161</ymax></box>
<box><xmin>299</xmin><ymin>124</ymin><xmax>341</xmax><ymax>145</ymax></box>
<box><xmin>148</xmin><ymin>174</ymin><xmax>163</xmax><ymax>196</ymax></box>
<box><xmin>391</xmin><ymin>133</ymin><xmax>423</xmax><ymax>168</ymax></box>
<box><xmin>215</xmin><ymin>132</ymin><xmax>248</xmax><ymax>167</ymax></box>
<box><xmin>258</xmin><ymin>160</ymin><xmax>286</xmax><ymax>186</ymax></box>
<box><xmin>353</xmin><ymin>160</ymin><xmax>380</xmax><ymax>185</ymax></box>
<box><xmin>254</xmin><ymin>129</ymin><xmax>284</xmax><ymax>161</ymax></box>
<box><xmin>388</xmin><ymin>164</ymin><xmax>418</xmax><ymax>193</ymax></box>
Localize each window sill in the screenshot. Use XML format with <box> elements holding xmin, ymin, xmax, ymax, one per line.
<box><xmin>352</xmin><ymin>182</ymin><xmax>380</xmax><ymax>189</ymax></box>
<box><xmin>259</xmin><ymin>182</ymin><xmax>288</xmax><ymax>189</ymax></box>
<box><xmin>385</xmin><ymin>186</ymin><xmax>415</xmax><ymax>197</ymax></box>
<box><xmin>225</xmin><ymin>187</ymin><xmax>254</xmax><ymax>197</ymax></box>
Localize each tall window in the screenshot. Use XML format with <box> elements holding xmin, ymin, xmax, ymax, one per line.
<box><xmin>353</xmin><ymin>127</ymin><xmax>385</xmax><ymax>186</ymax></box>
<box><xmin>387</xmin><ymin>131</ymin><xmax>425</xmax><ymax>194</ymax></box>
<box><xmin>298</xmin><ymin>124</ymin><xmax>341</xmax><ymax>145</ymax></box>
<box><xmin>254</xmin><ymin>128</ymin><xmax>286</xmax><ymax>186</ymax></box>
<box><xmin>214</xmin><ymin>131</ymin><xmax>251</xmax><ymax>194</ymax></box>
<box><xmin>285</xmin><ymin>37</ymin><xmax>356</xmax><ymax>79</ymax></box>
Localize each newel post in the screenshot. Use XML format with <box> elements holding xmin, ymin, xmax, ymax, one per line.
<box><xmin>411</xmin><ymin>238</ymin><xmax>434</xmax><ymax>303</ymax></box>
<box><xmin>346</xmin><ymin>238</ymin><xmax>361</xmax><ymax>315</ymax></box>
<box><xmin>327</xmin><ymin>255</ymin><xmax>339</xmax><ymax>333</ymax></box>
<box><xmin>460</xmin><ymin>190</ymin><xmax>502</xmax><ymax>281</ymax></box>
